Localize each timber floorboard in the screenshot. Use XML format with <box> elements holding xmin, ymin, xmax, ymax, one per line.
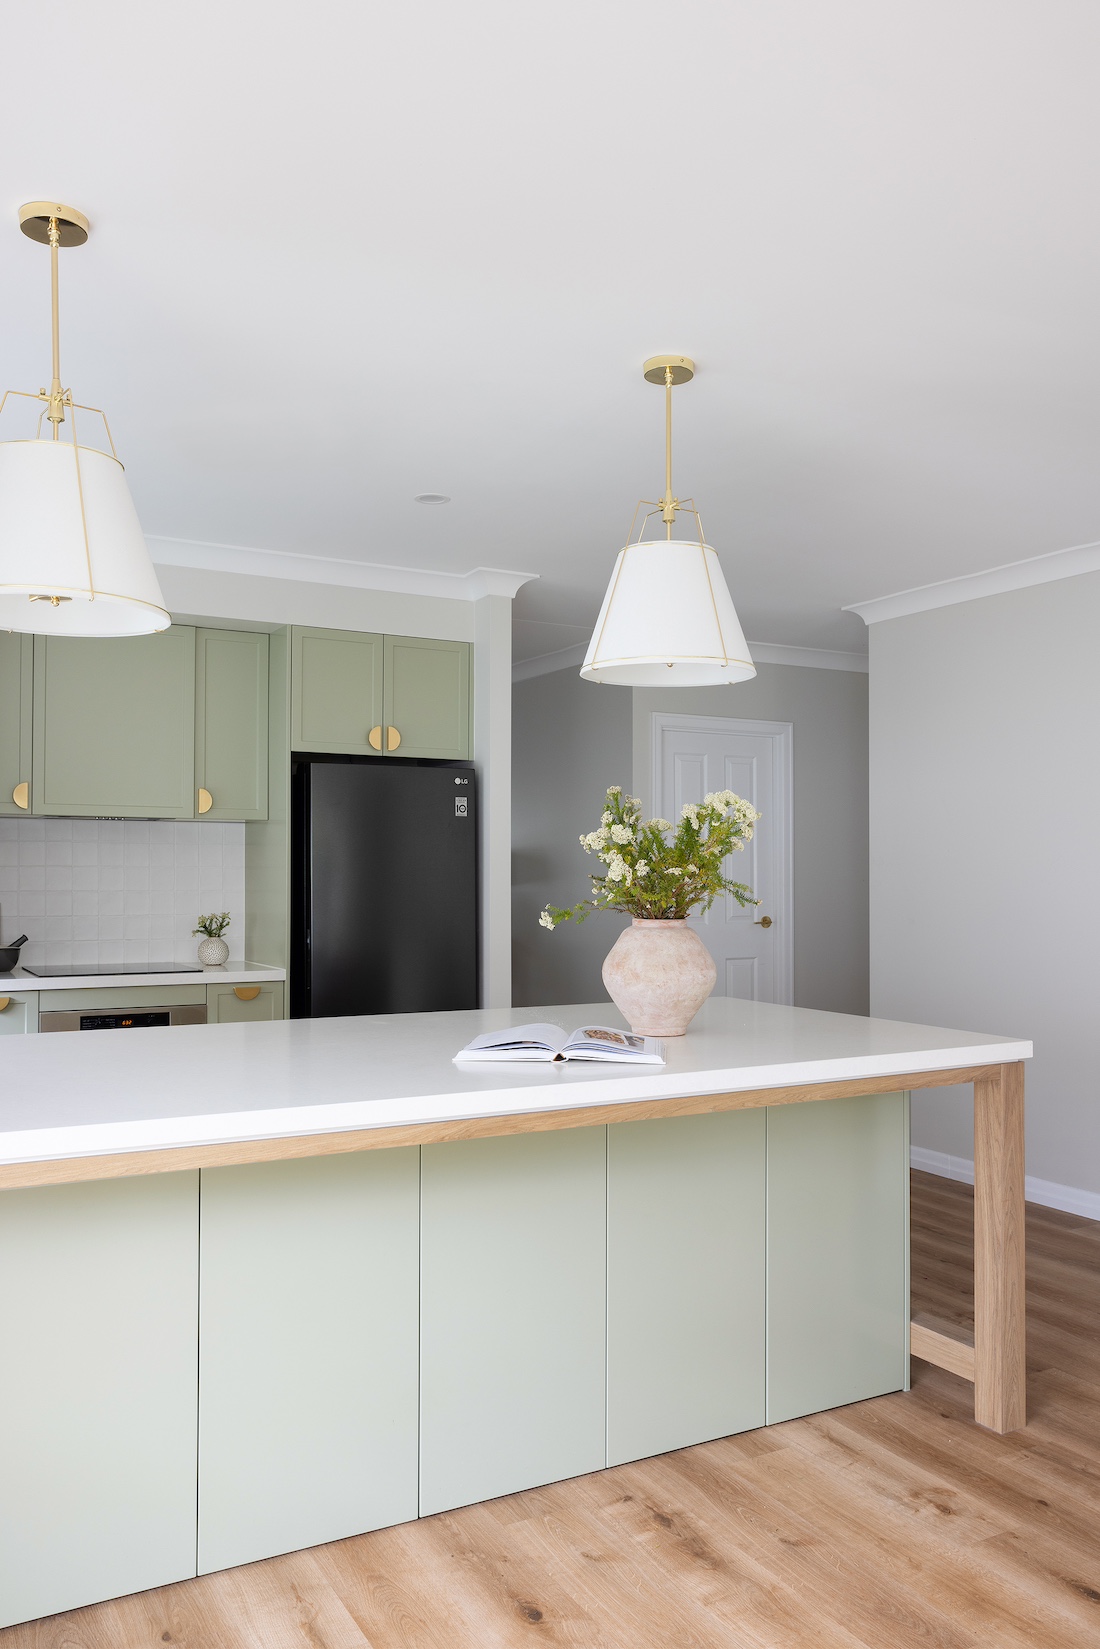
<box><xmin>5</xmin><ymin>1169</ymin><xmax>1100</xmax><ymax>1648</ymax></box>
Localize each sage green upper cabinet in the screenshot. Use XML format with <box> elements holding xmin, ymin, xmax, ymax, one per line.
<box><xmin>384</xmin><ymin>635</ymin><xmax>470</xmax><ymax>760</ymax></box>
<box><xmin>291</xmin><ymin>628</ymin><xmax>383</xmax><ymax>755</ymax></box>
<box><xmin>33</xmin><ymin>628</ymin><xmax>197</xmax><ymax>818</ymax></box>
<box><xmin>0</xmin><ymin>633</ymin><xmax>33</xmax><ymax>816</ymax></box>
<box><xmin>195</xmin><ymin>629</ymin><xmax>269</xmax><ymax>821</ymax></box>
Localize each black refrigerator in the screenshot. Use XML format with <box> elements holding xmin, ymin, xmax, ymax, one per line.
<box><xmin>290</xmin><ymin>754</ymin><xmax>479</xmax><ymax>1019</ymax></box>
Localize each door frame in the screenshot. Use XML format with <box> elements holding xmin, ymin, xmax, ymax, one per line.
<box><xmin>650</xmin><ymin>712</ymin><xmax>794</xmax><ymax>1005</ymax></box>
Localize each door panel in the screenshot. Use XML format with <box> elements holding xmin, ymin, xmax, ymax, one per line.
<box><xmin>0</xmin><ymin>992</ymin><xmax>38</xmax><ymax>1034</ymax></box>
<box><xmin>654</xmin><ymin>714</ymin><xmax>792</xmax><ymax>1004</ymax></box>
<box><xmin>0</xmin><ymin>633</ymin><xmax>32</xmax><ymax>816</ymax></box>
<box><xmin>420</xmin><ymin>1128</ymin><xmax>606</xmax><ymax>1515</ymax></box>
<box><xmin>196</xmin><ymin>629</ymin><xmax>269</xmax><ymax>820</ymax></box>
<box><xmin>198</xmin><ymin>1150</ymin><xmax>420</xmax><ymax>1573</ymax></box>
<box><xmin>607</xmin><ymin>1110</ymin><xmax>766</xmax><ymax>1465</ymax></box>
<box><xmin>291</xmin><ymin>628</ymin><xmax>383</xmax><ymax>755</ymax></box>
<box><xmin>766</xmin><ymin>1092</ymin><xmax>909</xmax><ymax>1423</ymax></box>
<box><xmin>33</xmin><ymin>629</ymin><xmax>197</xmax><ymax>817</ymax></box>
<box><xmin>0</xmin><ymin>1173</ymin><xmax>199</xmax><ymax>1628</ymax></box>
<box><xmin>383</xmin><ymin>635</ymin><xmax>470</xmax><ymax>759</ymax></box>
<box><xmin>207</xmin><ymin>981</ymin><xmax>284</xmax><ymax>1022</ymax></box>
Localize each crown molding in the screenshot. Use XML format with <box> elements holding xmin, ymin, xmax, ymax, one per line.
<box><xmin>844</xmin><ymin>538</ymin><xmax>1100</xmax><ymax>626</ymax></box>
<box><xmin>148</xmin><ymin>535</ymin><xmax>538</xmax><ymax>603</ymax></box>
<box><xmin>747</xmin><ymin>641</ymin><xmax>868</xmax><ymax>673</ymax></box>
<box><xmin>512</xmin><ymin>638</ymin><xmax>868</xmax><ymax>683</ymax></box>
<box><xmin>512</xmin><ymin>643</ymin><xmax>589</xmax><ymax>682</ymax></box>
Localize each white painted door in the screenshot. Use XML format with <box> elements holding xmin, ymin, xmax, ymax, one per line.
<box><xmin>652</xmin><ymin>714</ymin><xmax>792</xmax><ymax>1004</ymax></box>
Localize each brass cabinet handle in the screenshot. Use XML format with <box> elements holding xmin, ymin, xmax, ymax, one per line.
<box><xmin>755</xmin><ymin>915</ymin><xmax>773</xmax><ymax>929</ymax></box>
<box><xmin>386</xmin><ymin>726</ymin><xmax>401</xmax><ymax>752</ymax></box>
<box><xmin>0</xmin><ymin>997</ymin><xmax>10</xmax><ymax>1012</ymax></box>
<box><xmin>368</xmin><ymin>726</ymin><xmax>383</xmax><ymax>750</ymax></box>
<box><xmin>233</xmin><ymin>986</ymin><xmax>261</xmax><ymax>1002</ymax></box>
<box><xmin>197</xmin><ymin>787</ymin><xmax>213</xmax><ymax>815</ymax></box>
<box><xmin>12</xmin><ymin>782</ymin><xmax>29</xmax><ymax>810</ymax></box>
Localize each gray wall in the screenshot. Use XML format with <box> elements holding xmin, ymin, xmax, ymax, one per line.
<box><xmin>868</xmin><ymin>572</ymin><xmax>1100</xmax><ymax>1197</ymax></box>
<box><xmin>633</xmin><ymin>666</ymin><xmax>870</xmax><ymax>1016</ymax></box>
<box><xmin>513</xmin><ymin>661</ymin><xmax>869</xmax><ymax>1017</ymax></box>
<box><xmin>512</xmin><ymin>671</ymin><xmax>633</xmax><ymax>1008</ymax></box>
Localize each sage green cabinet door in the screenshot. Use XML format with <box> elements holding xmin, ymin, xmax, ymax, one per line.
<box><xmin>196</xmin><ymin>629</ymin><xmax>269</xmax><ymax>820</ymax></box>
<box><xmin>766</xmin><ymin>1093</ymin><xmax>909</xmax><ymax>1425</ymax></box>
<box><xmin>33</xmin><ymin>628</ymin><xmax>197</xmax><ymax>817</ymax></box>
<box><xmin>0</xmin><ymin>992</ymin><xmax>38</xmax><ymax>1034</ymax></box>
<box><xmin>420</xmin><ymin>1128</ymin><xmax>606</xmax><ymax>1516</ymax></box>
<box><xmin>291</xmin><ymin>627</ymin><xmax>383</xmax><ymax>754</ymax></box>
<box><xmin>198</xmin><ymin>1151</ymin><xmax>420</xmax><ymax>1574</ymax></box>
<box><xmin>607</xmin><ymin>1110</ymin><xmax>766</xmax><ymax>1466</ymax></box>
<box><xmin>0</xmin><ymin>633</ymin><xmax>33</xmax><ymax>815</ymax></box>
<box><xmin>207</xmin><ymin>980</ymin><xmax>284</xmax><ymax>1022</ymax></box>
<box><xmin>0</xmin><ymin>1173</ymin><xmax>199</xmax><ymax>1629</ymax></box>
<box><xmin>384</xmin><ymin>635</ymin><xmax>470</xmax><ymax>759</ymax></box>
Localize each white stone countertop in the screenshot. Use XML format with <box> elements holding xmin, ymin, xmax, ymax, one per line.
<box><xmin>0</xmin><ymin>961</ymin><xmax>286</xmax><ymax>991</ymax></box>
<box><xmin>0</xmin><ymin>997</ymin><xmax>1031</xmax><ymax>1169</ymax></box>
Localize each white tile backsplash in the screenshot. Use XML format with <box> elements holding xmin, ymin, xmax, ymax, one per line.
<box><xmin>0</xmin><ymin>820</ymin><xmax>245</xmax><ymax>968</ymax></box>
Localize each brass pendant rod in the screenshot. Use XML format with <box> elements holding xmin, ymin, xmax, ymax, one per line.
<box><xmin>47</xmin><ymin>215</ymin><xmax>64</xmax><ymax>436</ymax></box>
<box><xmin>664</xmin><ymin>367</ymin><xmax>673</xmax><ymax>539</ymax></box>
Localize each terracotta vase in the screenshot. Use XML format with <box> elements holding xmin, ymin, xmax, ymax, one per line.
<box><xmin>601</xmin><ymin>918</ymin><xmax>717</xmax><ymax>1037</ymax></box>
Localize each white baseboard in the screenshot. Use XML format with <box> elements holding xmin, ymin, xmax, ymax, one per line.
<box><xmin>911</xmin><ymin>1146</ymin><xmax>1100</xmax><ymax>1221</ymax></box>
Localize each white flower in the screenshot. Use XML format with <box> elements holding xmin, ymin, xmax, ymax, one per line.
<box><xmin>650</xmin><ymin>817</ymin><xmax>672</xmax><ymax>831</ymax></box>
<box><xmin>607</xmin><ymin>785</ymin><xmax>622</xmax><ymax>794</ymax></box>
<box><xmin>605</xmin><ymin>853</ymin><xmax>632</xmax><ymax>885</ymax></box>
<box><xmin>685</xmin><ymin>863</ymin><xmax>698</xmax><ymax>875</ymax></box>
<box><xmin>539</xmin><ymin>910</ymin><xmax>555</xmax><ymax>929</ymax></box>
<box><xmin>610</xmin><ymin>824</ymin><xmax>633</xmax><ymax>844</ymax></box>
<box><xmin>601</xmin><ymin>811</ymin><xmax>613</xmax><ymax>826</ymax></box>
<box><xmin>635</xmin><ymin>861</ymin><xmax>649</xmax><ymax>878</ymax></box>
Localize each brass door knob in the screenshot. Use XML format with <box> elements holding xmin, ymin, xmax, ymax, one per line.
<box><xmin>368</xmin><ymin>726</ymin><xmax>383</xmax><ymax>750</ymax></box>
<box><xmin>386</xmin><ymin>726</ymin><xmax>401</xmax><ymax>751</ymax></box>
<box><xmin>755</xmin><ymin>915</ymin><xmax>773</xmax><ymax>929</ymax></box>
<box><xmin>12</xmin><ymin>782</ymin><xmax>29</xmax><ymax>810</ymax></box>
<box><xmin>233</xmin><ymin>986</ymin><xmax>261</xmax><ymax>1002</ymax></box>
<box><xmin>197</xmin><ymin>787</ymin><xmax>213</xmax><ymax>815</ymax></box>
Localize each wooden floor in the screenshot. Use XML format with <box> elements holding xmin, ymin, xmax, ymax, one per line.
<box><xmin>7</xmin><ymin>1169</ymin><xmax>1100</xmax><ymax>1648</ymax></box>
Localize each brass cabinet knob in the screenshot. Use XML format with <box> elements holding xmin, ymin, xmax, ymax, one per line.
<box><xmin>368</xmin><ymin>726</ymin><xmax>383</xmax><ymax>750</ymax></box>
<box><xmin>197</xmin><ymin>787</ymin><xmax>213</xmax><ymax>815</ymax></box>
<box><xmin>386</xmin><ymin>726</ymin><xmax>401</xmax><ymax>751</ymax></box>
<box><xmin>233</xmin><ymin>986</ymin><xmax>261</xmax><ymax>1002</ymax></box>
<box><xmin>12</xmin><ymin>782</ymin><xmax>29</xmax><ymax>810</ymax></box>
<box><xmin>755</xmin><ymin>915</ymin><xmax>773</xmax><ymax>929</ymax></box>
<box><xmin>0</xmin><ymin>997</ymin><xmax>10</xmax><ymax>1012</ymax></box>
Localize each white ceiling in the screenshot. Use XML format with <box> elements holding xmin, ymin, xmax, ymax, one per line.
<box><xmin>4</xmin><ymin>1</ymin><xmax>1099</xmax><ymax>657</ymax></box>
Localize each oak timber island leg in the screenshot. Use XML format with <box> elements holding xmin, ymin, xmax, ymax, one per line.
<box><xmin>973</xmin><ymin>1061</ymin><xmax>1027</xmax><ymax>1432</ymax></box>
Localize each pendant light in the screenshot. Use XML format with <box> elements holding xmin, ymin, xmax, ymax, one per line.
<box><xmin>581</xmin><ymin>356</ymin><xmax>754</xmax><ymax>686</ymax></box>
<box><xmin>0</xmin><ymin>202</ymin><xmax>170</xmax><ymax>636</ymax></box>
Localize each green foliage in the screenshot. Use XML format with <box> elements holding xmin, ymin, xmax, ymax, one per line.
<box><xmin>540</xmin><ymin>785</ymin><xmax>759</xmax><ymax>929</ymax></box>
<box><xmin>193</xmin><ymin>911</ymin><xmax>231</xmax><ymax>939</ymax></box>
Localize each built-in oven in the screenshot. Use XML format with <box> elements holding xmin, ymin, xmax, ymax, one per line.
<box><xmin>39</xmin><ymin>1004</ymin><xmax>207</xmax><ymax>1032</ymax></box>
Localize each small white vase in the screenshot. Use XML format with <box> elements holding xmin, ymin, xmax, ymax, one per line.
<box><xmin>197</xmin><ymin>936</ymin><xmax>230</xmax><ymax>967</ymax></box>
<box><xmin>602</xmin><ymin>918</ymin><xmax>717</xmax><ymax>1037</ymax></box>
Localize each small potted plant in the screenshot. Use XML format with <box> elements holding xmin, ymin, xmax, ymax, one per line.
<box><xmin>193</xmin><ymin>912</ymin><xmax>231</xmax><ymax>968</ymax></box>
<box><xmin>540</xmin><ymin>786</ymin><xmax>759</xmax><ymax>1036</ymax></box>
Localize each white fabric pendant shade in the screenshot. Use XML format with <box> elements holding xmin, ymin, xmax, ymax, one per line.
<box><xmin>0</xmin><ymin>439</ymin><xmax>169</xmax><ymax>635</ymax></box>
<box><xmin>580</xmin><ymin>539</ymin><xmax>756</xmax><ymax>686</ymax></box>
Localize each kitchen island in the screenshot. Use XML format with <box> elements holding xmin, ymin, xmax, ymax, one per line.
<box><xmin>0</xmin><ymin>998</ymin><xmax>1030</xmax><ymax>1629</ymax></box>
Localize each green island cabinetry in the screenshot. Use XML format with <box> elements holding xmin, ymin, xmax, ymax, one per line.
<box><xmin>0</xmin><ymin>1096</ymin><xmax>908</xmax><ymax>1626</ymax></box>
<box><xmin>291</xmin><ymin>626</ymin><xmax>470</xmax><ymax>759</ymax></box>
<box><xmin>0</xmin><ymin>633</ymin><xmax>33</xmax><ymax>815</ymax></box>
<box><xmin>30</xmin><ymin>626</ymin><xmax>268</xmax><ymax>820</ymax></box>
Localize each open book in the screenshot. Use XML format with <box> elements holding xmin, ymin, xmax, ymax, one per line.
<box><xmin>454</xmin><ymin>1022</ymin><xmax>665</xmax><ymax>1064</ymax></box>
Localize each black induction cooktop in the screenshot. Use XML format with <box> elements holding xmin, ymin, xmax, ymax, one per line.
<box><xmin>21</xmin><ymin>963</ymin><xmax>204</xmax><ymax>977</ymax></box>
